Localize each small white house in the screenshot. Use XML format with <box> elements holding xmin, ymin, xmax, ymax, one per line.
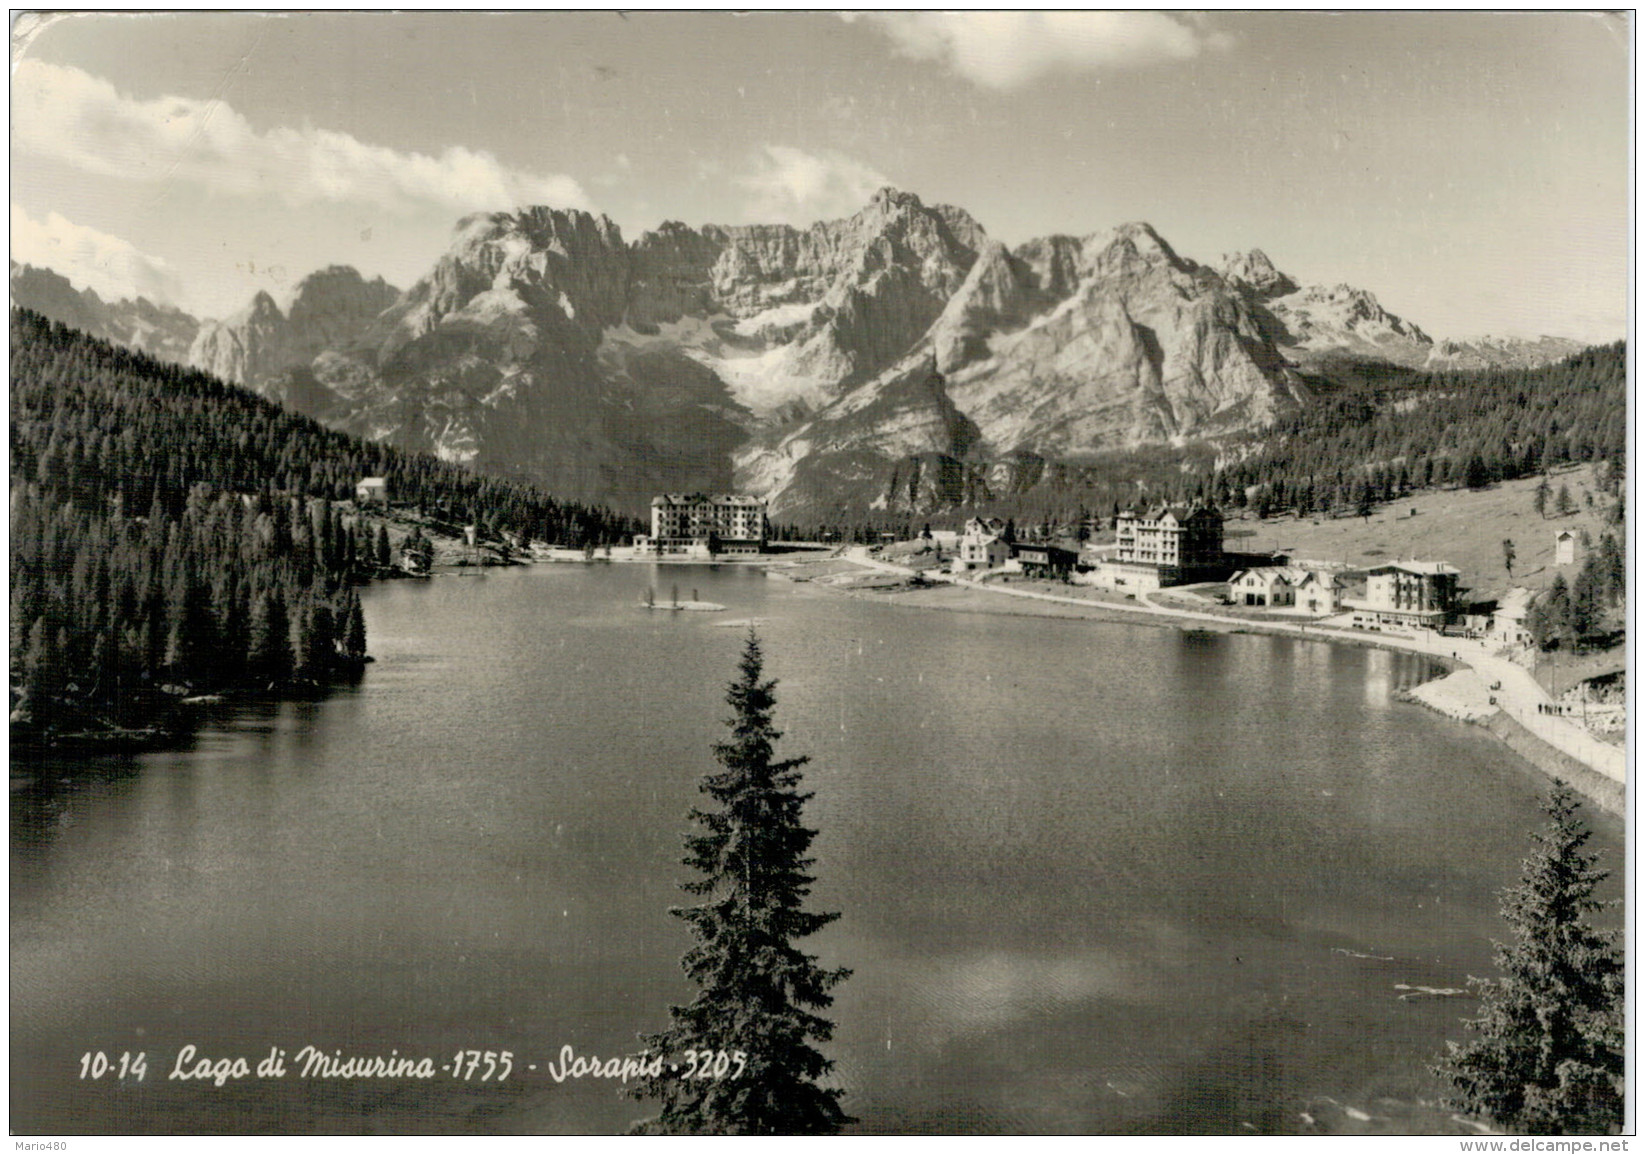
<box><xmin>356</xmin><ymin>477</ymin><xmax>389</xmax><ymax>505</ymax></box>
<box><xmin>1230</xmin><ymin>567</ymin><xmax>1297</xmax><ymax>607</ymax></box>
<box><xmin>952</xmin><ymin>531</ymin><xmax>1010</xmax><ymax>573</ymax></box>
<box><xmin>1492</xmin><ymin>587</ymin><xmax>1535</xmax><ymax>647</ymax></box>
<box><xmin>1554</xmin><ymin>529</ymin><xmax>1577</xmax><ymax>567</ymax></box>
<box><xmin>1295</xmin><ymin>569</ymin><xmax>1342</xmax><ymax>615</ymax></box>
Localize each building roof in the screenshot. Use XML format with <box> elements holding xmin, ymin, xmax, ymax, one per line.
<box><xmin>652</xmin><ymin>493</ymin><xmax>766</xmax><ymax>507</ymax></box>
<box><xmin>1120</xmin><ymin>504</ymin><xmax>1222</xmax><ymax>523</ymax></box>
<box><xmin>357</xmin><ymin>476</ymin><xmax>387</xmax><ymax>487</ymax></box>
<box><xmin>1495</xmin><ymin>587</ymin><xmax>1535</xmax><ymax>620</ymax></box>
<box><xmin>1012</xmin><ymin>543</ymin><xmax>1078</xmax><ymax>559</ymax></box>
<box><xmin>1366</xmin><ymin>561</ymin><xmax>1460</xmax><ymax>577</ymax></box>
<box><xmin>1231</xmin><ymin>566</ymin><xmax>1302</xmax><ymax>586</ymax></box>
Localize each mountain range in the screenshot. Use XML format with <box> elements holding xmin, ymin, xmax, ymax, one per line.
<box><xmin>10</xmin><ymin>190</ymin><xmax>1587</xmax><ymax>517</ymax></box>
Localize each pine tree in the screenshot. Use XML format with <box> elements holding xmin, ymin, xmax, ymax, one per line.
<box><xmin>1533</xmin><ymin>475</ymin><xmax>1551</xmax><ymax>519</ymax></box>
<box><xmin>1432</xmin><ymin>781</ymin><xmax>1623</xmax><ymax>1134</ymax></box>
<box><xmin>340</xmin><ymin>590</ymin><xmax>368</xmax><ymax>661</ymax></box>
<box><xmin>630</xmin><ymin>632</ymin><xmax>851</xmax><ymax>1135</ymax></box>
<box><xmin>1555</xmin><ymin>483</ymin><xmax>1577</xmax><ymax>517</ymax></box>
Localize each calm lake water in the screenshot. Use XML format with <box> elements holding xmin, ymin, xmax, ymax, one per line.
<box><xmin>10</xmin><ymin>564</ymin><xmax>1624</xmax><ymax>1134</ymax></box>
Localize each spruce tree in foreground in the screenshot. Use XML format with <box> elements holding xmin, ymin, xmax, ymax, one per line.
<box><xmin>1432</xmin><ymin>780</ymin><xmax>1623</xmax><ymax>1134</ymax></box>
<box><xmin>630</xmin><ymin>632</ymin><xmax>852</xmax><ymax>1134</ymax></box>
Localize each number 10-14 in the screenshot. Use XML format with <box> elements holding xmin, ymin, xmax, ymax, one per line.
<box><xmin>78</xmin><ymin>1051</ymin><xmax>149</xmax><ymax>1081</ymax></box>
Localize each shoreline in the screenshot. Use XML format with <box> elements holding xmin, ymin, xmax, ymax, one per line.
<box><xmin>790</xmin><ymin>550</ymin><xmax>1625</xmax><ymax>815</ymax></box>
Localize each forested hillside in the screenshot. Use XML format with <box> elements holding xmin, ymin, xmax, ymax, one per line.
<box><xmin>10</xmin><ymin>309</ymin><xmax>638</xmax><ymax>744</ymax></box>
<box><xmin>803</xmin><ymin>342</ymin><xmax>1626</xmax><ymax>542</ymax></box>
<box><xmin>1215</xmin><ymin>342</ymin><xmax>1627</xmax><ymax>517</ymax></box>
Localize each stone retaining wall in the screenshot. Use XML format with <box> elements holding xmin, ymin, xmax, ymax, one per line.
<box><xmin>1485</xmin><ymin>712</ymin><xmax>1625</xmax><ymax>817</ymax></box>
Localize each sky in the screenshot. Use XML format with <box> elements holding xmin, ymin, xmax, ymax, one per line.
<box><xmin>9</xmin><ymin>10</ymin><xmax>1632</xmax><ymax>343</ymax></box>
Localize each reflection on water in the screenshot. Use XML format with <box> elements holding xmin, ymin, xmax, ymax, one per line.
<box><xmin>10</xmin><ymin>565</ymin><xmax>1623</xmax><ymax>1134</ymax></box>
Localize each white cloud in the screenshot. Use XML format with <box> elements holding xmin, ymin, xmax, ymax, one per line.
<box><xmin>11</xmin><ymin>203</ymin><xmax>185</xmax><ymax>306</ymax></box>
<box><xmin>12</xmin><ymin>60</ymin><xmax>591</xmax><ymax>215</ymax></box>
<box><xmin>845</xmin><ymin>12</ymin><xmax>1234</xmax><ymax>90</ymax></box>
<box><xmin>735</xmin><ymin>145</ymin><xmax>892</xmax><ymax>226</ymax></box>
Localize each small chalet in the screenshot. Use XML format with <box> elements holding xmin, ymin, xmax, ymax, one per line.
<box><xmin>952</xmin><ymin>523</ymin><xmax>1010</xmax><ymax>573</ymax></box>
<box><xmin>356</xmin><ymin>477</ymin><xmax>389</xmax><ymax>505</ymax></box>
<box><xmin>963</xmin><ymin>516</ymin><xmax>1007</xmax><ymax>538</ymax></box>
<box><xmin>1491</xmin><ymin>587</ymin><xmax>1535</xmax><ymax>647</ymax></box>
<box><xmin>1229</xmin><ymin>566</ymin><xmax>1297</xmax><ymax>607</ymax></box>
<box><xmin>1011</xmin><ymin>543</ymin><xmax>1078</xmax><ymax>580</ymax></box>
<box><xmin>1295</xmin><ymin>569</ymin><xmax>1345</xmax><ymax>615</ymax></box>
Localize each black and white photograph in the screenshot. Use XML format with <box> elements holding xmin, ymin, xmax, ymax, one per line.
<box><xmin>8</xmin><ymin>9</ymin><xmax>1631</xmax><ymax>1141</ymax></box>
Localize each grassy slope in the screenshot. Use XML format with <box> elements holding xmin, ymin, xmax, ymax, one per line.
<box><xmin>1222</xmin><ymin>463</ymin><xmax>1617</xmax><ymax>603</ymax></box>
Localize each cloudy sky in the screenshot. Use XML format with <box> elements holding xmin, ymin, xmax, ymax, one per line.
<box><xmin>10</xmin><ymin>11</ymin><xmax>1630</xmax><ymax>343</ymax></box>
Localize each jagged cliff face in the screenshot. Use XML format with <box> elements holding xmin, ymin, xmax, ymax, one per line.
<box><xmin>10</xmin><ymin>263</ymin><xmax>199</xmax><ymax>361</ymax></box>
<box><xmin>18</xmin><ymin>190</ymin><xmax>1590</xmax><ymax>518</ymax></box>
<box><xmin>187</xmin><ymin>267</ymin><xmax>400</xmax><ymax>391</ymax></box>
<box><xmin>282</xmin><ymin>189</ymin><xmax>987</xmax><ymax>508</ymax></box>
<box><xmin>1422</xmin><ymin>334</ymin><xmax>1586</xmax><ymax>372</ymax></box>
<box><xmin>190</xmin><ymin>291</ymin><xmax>290</xmax><ymax>385</ymax></box>
<box><xmin>740</xmin><ymin>222</ymin><xmax>1313</xmax><ymax>516</ymax></box>
<box><xmin>1216</xmin><ymin>249</ymin><xmax>1585</xmax><ymax>375</ymax></box>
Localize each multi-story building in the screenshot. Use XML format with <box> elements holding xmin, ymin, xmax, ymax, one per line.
<box><xmin>1115</xmin><ymin>505</ymin><xmax>1224</xmax><ymax>571</ymax></box>
<box><xmin>1088</xmin><ymin>504</ymin><xmax>1226</xmax><ymax>590</ymax></box>
<box><xmin>952</xmin><ymin>522</ymin><xmax>1009</xmax><ymax>573</ymax></box>
<box><xmin>1344</xmin><ymin>561</ymin><xmax>1462</xmax><ymax>629</ymax></box>
<box><xmin>648</xmin><ymin>494</ymin><xmax>768</xmax><ymax>556</ymax></box>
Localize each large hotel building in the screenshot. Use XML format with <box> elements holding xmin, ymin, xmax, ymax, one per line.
<box><xmin>643</xmin><ymin>494</ymin><xmax>768</xmax><ymax>556</ymax></box>
<box><xmin>1094</xmin><ymin>504</ymin><xmax>1228</xmax><ymax>589</ymax></box>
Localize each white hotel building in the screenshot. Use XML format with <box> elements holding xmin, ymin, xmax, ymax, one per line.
<box><xmin>641</xmin><ymin>494</ymin><xmax>768</xmax><ymax>556</ymax></box>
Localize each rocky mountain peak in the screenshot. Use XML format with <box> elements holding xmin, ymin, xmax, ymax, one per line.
<box><xmin>290</xmin><ymin>264</ymin><xmax>394</xmax><ymax>298</ymax></box>
<box><xmin>189</xmin><ymin>291</ymin><xmax>289</xmax><ymax>386</ymax></box>
<box><xmin>1424</xmin><ymin>333</ymin><xmax>1586</xmax><ymax>371</ymax></box>
<box><xmin>512</xmin><ymin>204</ymin><xmax>627</xmax><ymax>252</ymax></box>
<box><xmin>855</xmin><ymin>187</ymin><xmax>931</xmax><ymax>227</ymax></box>
<box><xmin>870</xmin><ymin>185</ymin><xmax>920</xmax><ymax>208</ymax></box>
<box><xmin>11</xmin><ymin>261</ymin><xmax>201</xmax><ymax>361</ymax></box>
<box><xmin>35</xmin><ymin>189</ymin><xmax>1589</xmax><ymax>520</ymax></box>
<box><xmin>1084</xmin><ymin>221</ymin><xmax>1193</xmax><ymax>279</ymax></box>
<box><xmin>1251</xmin><ymin>278</ymin><xmax>1434</xmax><ymax>368</ymax></box>
<box><xmin>245</xmin><ymin>290</ymin><xmax>283</xmax><ymax>320</ymax></box>
<box><xmin>1220</xmin><ymin>249</ymin><xmax>1299</xmax><ymax>299</ymax></box>
<box><xmin>286</xmin><ymin>265</ymin><xmax>401</xmax><ymax>361</ymax></box>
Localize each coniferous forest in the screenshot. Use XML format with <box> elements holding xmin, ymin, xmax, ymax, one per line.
<box><xmin>775</xmin><ymin>342</ymin><xmax>1626</xmax><ymax>542</ymax></box>
<box><xmin>9</xmin><ymin>309</ymin><xmax>638</xmax><ymax>746</ymax></box>
<box><xmin>1214</xmin><ymin>342</ymin><xmax>1627</xmax><ymax>518</ymax></box>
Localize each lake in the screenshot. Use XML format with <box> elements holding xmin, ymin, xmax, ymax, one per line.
<box><xmin>10</xmin><ymin>563</ymin><xmax>1623</xmax><ymax>1134</ymax></box>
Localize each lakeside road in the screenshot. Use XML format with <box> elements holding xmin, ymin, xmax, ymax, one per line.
<box><xmin>833</xmin><ymin>548</ymin><xmax>1625</xmax><ymax>788</ymax></box>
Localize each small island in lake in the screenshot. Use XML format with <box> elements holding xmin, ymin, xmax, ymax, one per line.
<box><xmin>641</xmin><ymin>587</ymin><xmax>725</xmax><ymax>612</ymax></box>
